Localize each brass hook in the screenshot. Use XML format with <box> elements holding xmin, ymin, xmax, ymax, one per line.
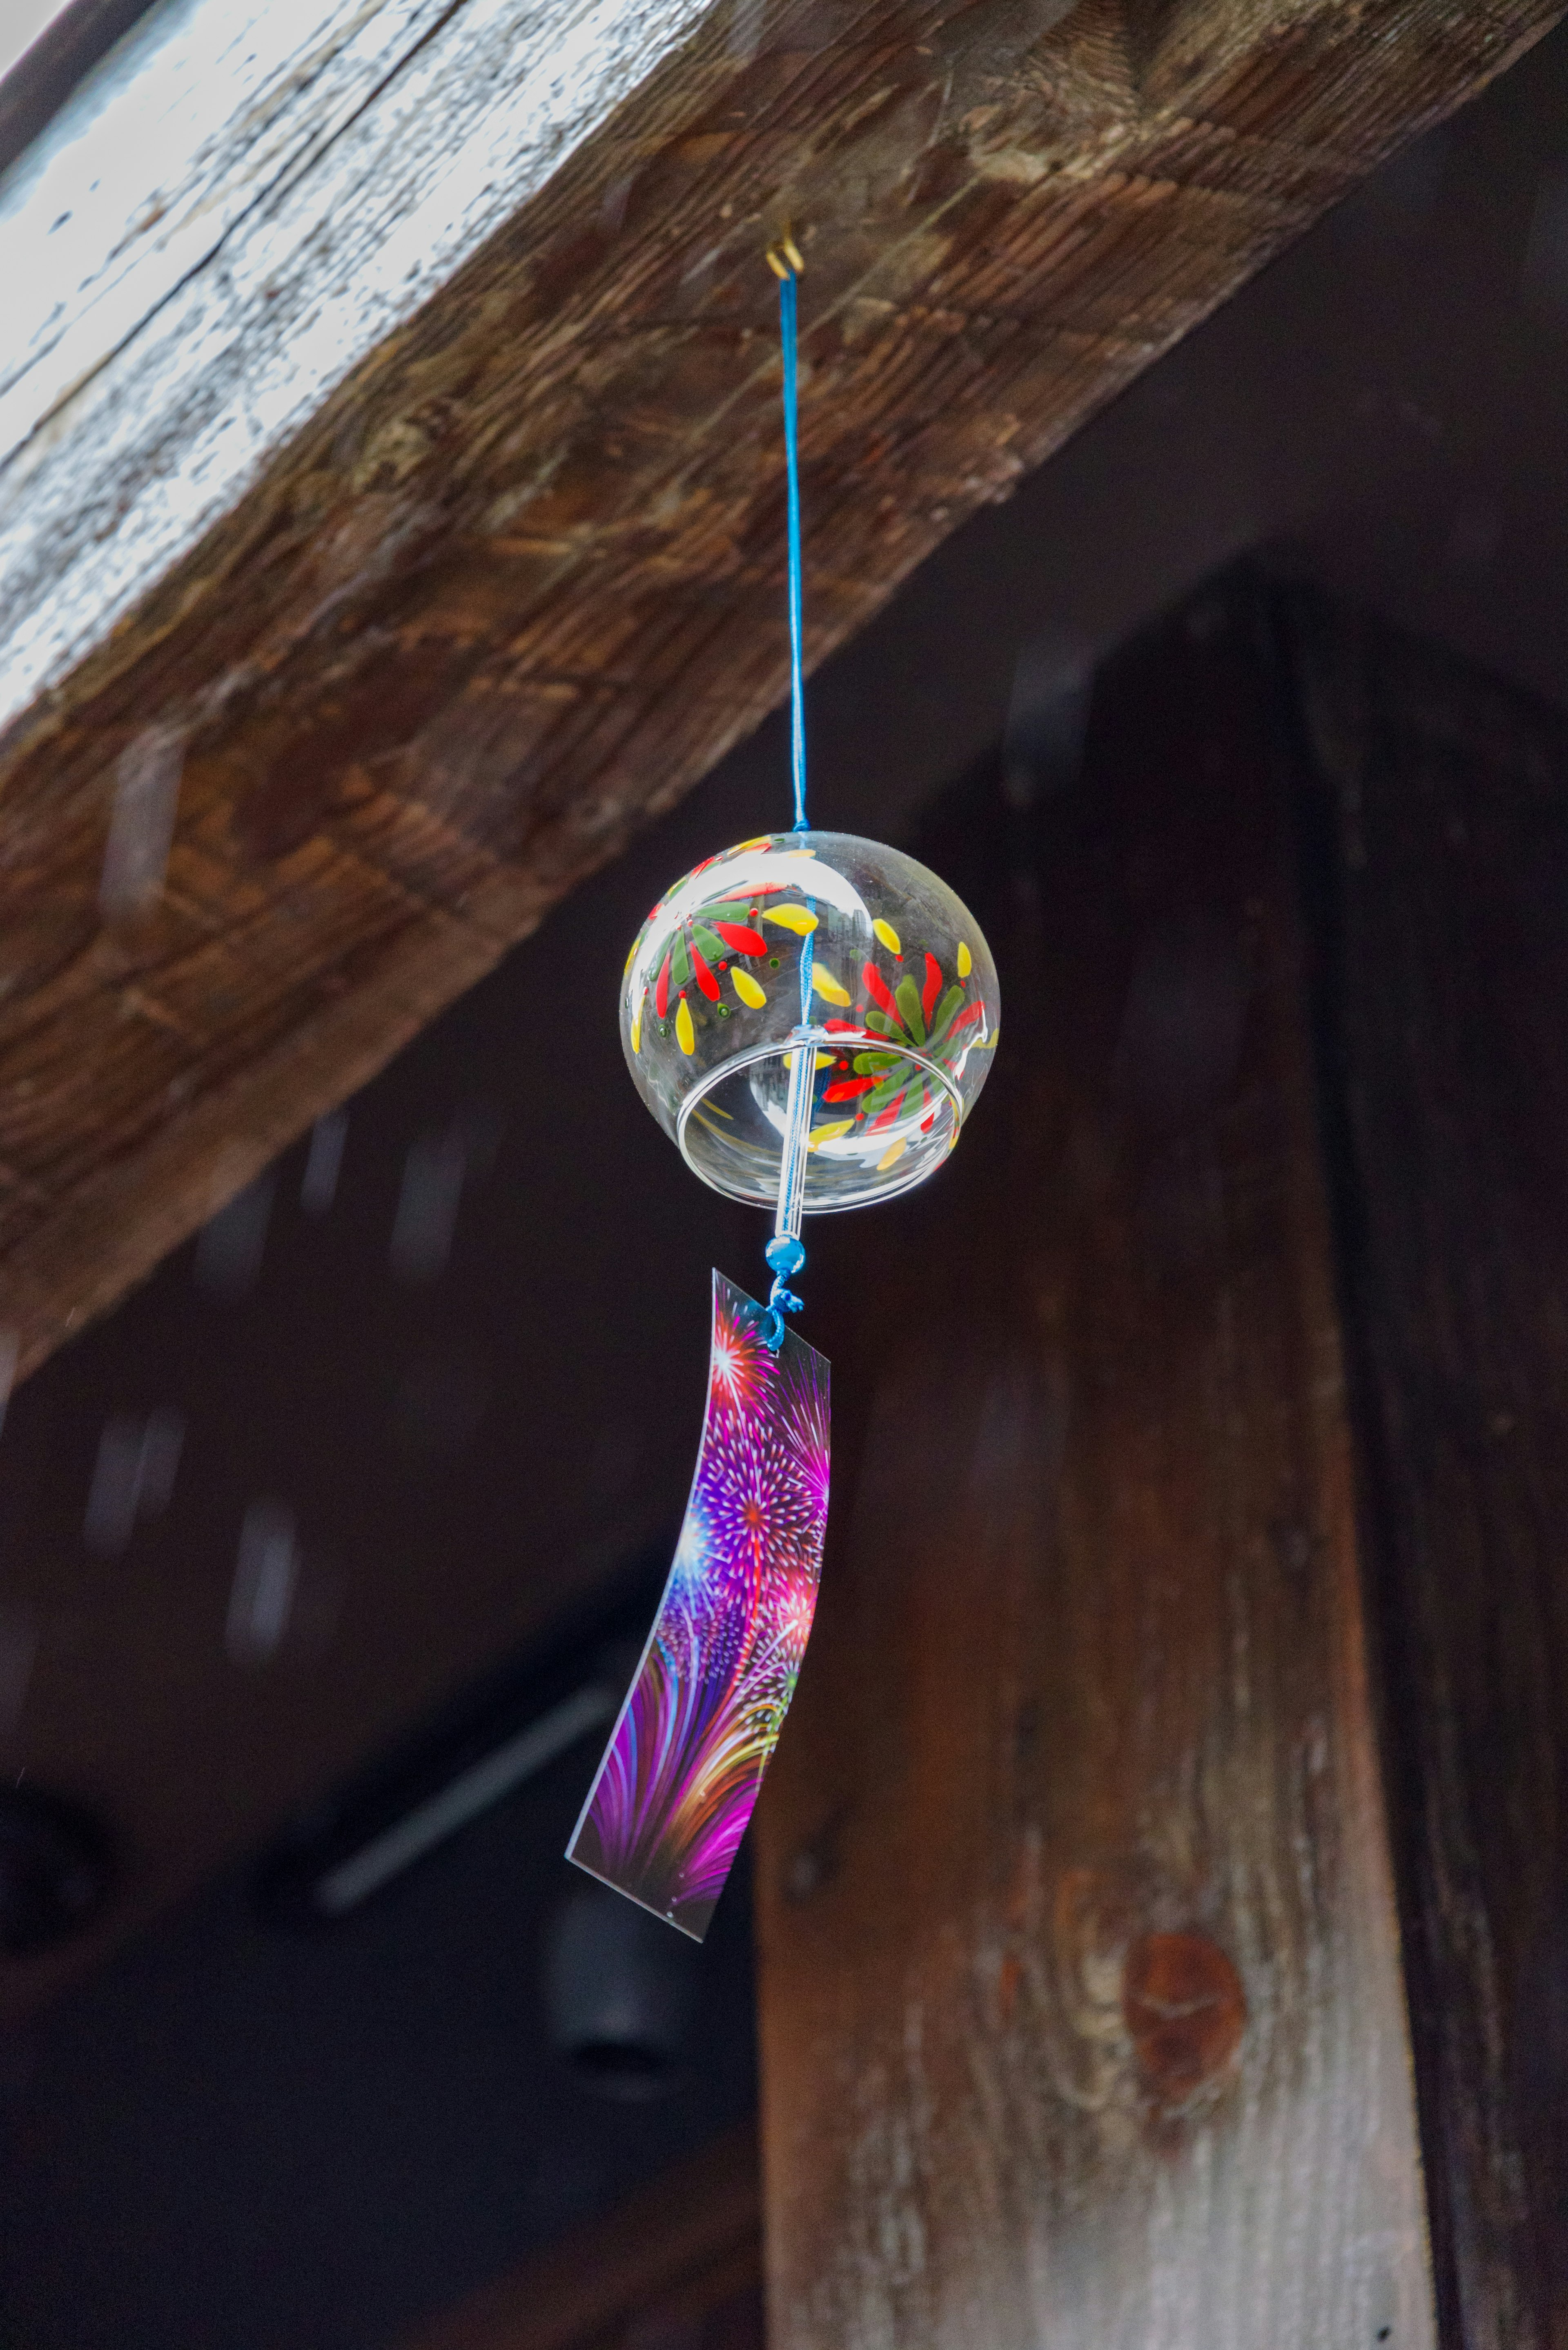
<box><xmin>765</xmin><ymin>229</ymin><xmax>805</xmax><ymax>279</ymax></box>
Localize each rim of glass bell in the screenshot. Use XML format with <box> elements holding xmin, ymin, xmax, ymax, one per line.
<box><xmin>673</xmin><ymin>1022</ymin><xmax>964</xmax><ymax>1213</ymax></box>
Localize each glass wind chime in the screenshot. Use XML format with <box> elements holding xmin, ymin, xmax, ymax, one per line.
<box><xmin>568</xmin><ymin>239</ymin><xmax>999</xmax><ymax>1939</ymax></box>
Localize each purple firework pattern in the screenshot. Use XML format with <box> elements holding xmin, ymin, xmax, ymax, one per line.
<box><xmin>568</xmin><ymin>1272</ymin><xmax>830</xmax><ymax>1940</ymax></box>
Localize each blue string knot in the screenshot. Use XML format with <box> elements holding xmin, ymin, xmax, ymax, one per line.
<box><xmin>760</xmin><ymin>1235</ymin><xmax>806</xmax><ymax>1352</ymax></box>
<box><xmin>760</xmin><ymin>1277</ymin><xmax>804</xmax><ymax>1354</ymax></box>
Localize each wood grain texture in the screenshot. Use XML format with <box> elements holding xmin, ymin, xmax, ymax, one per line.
<box><xmin>0</xmin><ymin>0</ymin><xmax>1559</xmax><ymax>1380</ymax></box>
<box><xmin>0</xmin><ymin>0</ymin><xmax>718</xmax><ymax>715</ymax></box>
<box><xmin>1286</xmin><ymin>594</ymin><xmax>1568</xmax><ymax>2350</ymax></box>
<box><xmin>402</xmin><ymin>2120</ymin><xmax>762</xmax><ymax>2350</ymax></box>
<box><xmin>753</xmin><ymin>596</ymin><xmax>1434</xmax><ymax>2348</ymax></box>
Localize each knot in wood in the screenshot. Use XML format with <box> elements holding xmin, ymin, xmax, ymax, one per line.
<box><xmin>1121</xmin><ymin>1930</ymin><xmax>1245</xmax><ymax>2116</ymax></box>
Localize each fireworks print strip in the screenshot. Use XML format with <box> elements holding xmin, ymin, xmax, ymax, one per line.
<box><xmin>568</xmin><ymin>1272</ymin><xmax>830</xmax><ymax>1940</ymax></box>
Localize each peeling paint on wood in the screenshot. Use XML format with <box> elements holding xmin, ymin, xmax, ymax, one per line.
<box><xmin>0</xmin><ymin>0</ymin><xmax>721</xmax><ymax>715</ymax></box>
<box><xmin>0</xmin><ymin>0</ymin><xmax>1561</xmax><ymax>1376</ymax></box>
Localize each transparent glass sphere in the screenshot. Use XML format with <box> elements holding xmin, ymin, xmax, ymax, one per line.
<box><xmin>621</xmin><ymin>830</ymin><xmax>999</xmax><ymax>1212</ymax></box>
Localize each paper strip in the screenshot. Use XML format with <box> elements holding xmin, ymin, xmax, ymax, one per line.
<box><xmin>568</xmin><ymin>1271</ymin><xmax>830</xmax><ymax>1939</ymax></box>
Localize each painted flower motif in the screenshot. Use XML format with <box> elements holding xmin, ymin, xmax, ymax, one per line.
<box><xmin>637</xmin><ymin>880</ymin><xmax>788</xmax><ymax>1052</ymax></box>
<box><xmin>835</xmin><ymin>940</ymin><xmax>984</xmax><ymax>1118</ymax></box>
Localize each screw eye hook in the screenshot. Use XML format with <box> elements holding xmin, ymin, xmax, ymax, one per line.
<box><xmin>765</xmin><ymin>230</ymin><xmax>805</xmax><ymax>280</ymax></box>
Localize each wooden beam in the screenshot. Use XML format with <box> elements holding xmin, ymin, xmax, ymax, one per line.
<box><xmin>0</xmin><ymin>0</ymin><xmax>720</xmax><ymax>720</ymax></box>
<box><xmin>754</xmin><ymin>592</ymin><xmax>1435</xmax><ymax>2345</ymax></box>
<box><xmin>1285</xmin><ymin>591</ymin><xmax>1568</xmax><ymax>2348</ymax></box>
<box><xmin>0</xmin><ymin>0</ymin><xmax>1560</xmax><ymax>1380</ymax></box>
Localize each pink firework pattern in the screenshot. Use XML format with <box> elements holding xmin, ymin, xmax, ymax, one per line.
<box><xmin>567</xmin><ymin>1273</ymin><xmax>830</xmax><ymax>1939</ymax></box>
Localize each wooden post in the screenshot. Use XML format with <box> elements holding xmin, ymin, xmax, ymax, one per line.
<box><xmin>1287</xmin><ymin>593</ymin><xmax>1568</xmax><ymax>2350</ymax></box>
<box><xmin>755</xmin><ymin>592</ymin><xmax>1436</xmax><ymax>2348</ymax></box>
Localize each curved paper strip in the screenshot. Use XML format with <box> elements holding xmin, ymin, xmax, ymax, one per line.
<box><xmin>568</xmin><ymin>1272</ymin><xmax>830</xmax><ymax>1940</ymax></box>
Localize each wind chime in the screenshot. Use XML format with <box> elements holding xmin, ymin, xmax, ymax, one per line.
<box><xmin>568</xmin><ymin>239</ymin><xmax>999</xmax><ymax>1938</ymax></box>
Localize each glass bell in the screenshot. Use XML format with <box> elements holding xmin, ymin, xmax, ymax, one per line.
<box><xmin>621</xmin><ymin>829</ymin><xmax>999</xmax><ymax>1212</ymax></box>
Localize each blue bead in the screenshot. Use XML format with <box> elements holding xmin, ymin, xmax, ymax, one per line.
<box><xmin>765</xmin><ymin>1235</ymin><xmax>807</xmax><ymax>1276</ymax></box>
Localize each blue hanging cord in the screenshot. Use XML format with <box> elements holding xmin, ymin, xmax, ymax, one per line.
<box><xmin>763</xmin><ymin>237</ymin><xmax>811</xmax><ymax>1351</ymax></box>
<box><xmin>778</xmin><ymin>261</ymin><xmax>809</xmax><ymax>836</ymax></box>
<box><xmin>781</xmin><ymin>271</ymin><xmax>815</xmax><ymax>1018</ymax></box>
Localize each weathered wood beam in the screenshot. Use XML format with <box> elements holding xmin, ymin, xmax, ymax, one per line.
<box><xmin>0</xmin><ymin>0</ymin><xmax>720</xmax><ymax>720</ymax></box>
<box><xmin>755</xmin><ymin>598</ymin><xmax>1434</xmax><ymax>2346</ymax></box>
<box><xmin>0</xmin><ymin>0</ymin><xmax>1560</xmax><ymax>1377</ymax></box>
